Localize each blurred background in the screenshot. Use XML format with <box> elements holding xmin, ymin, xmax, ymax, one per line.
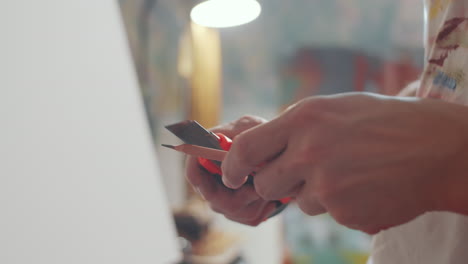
<box><xmin>118</xmin><ymin>0</ymin><xmax>424</xmax><ymax>263</ymax></box>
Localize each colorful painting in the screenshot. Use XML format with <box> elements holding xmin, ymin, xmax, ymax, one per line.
<box><xmin>219</xmin><ymin>0</ymin><xmax>424</xmax><ymax>121</ymax></box>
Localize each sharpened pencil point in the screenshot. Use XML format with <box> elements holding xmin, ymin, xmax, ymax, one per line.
<box><xmin>161</xmin><ymin>144</ymin><xmax>175</xmax><ymax>149</ymax></box>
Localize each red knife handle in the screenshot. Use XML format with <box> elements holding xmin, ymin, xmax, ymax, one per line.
<box><xmin>197</xmin><ymin>133</ymin><xmax>290</xmax><ymax>217</ymax></box>
<box><xmin>198</xmin><ymin>133</ymin><xmax>232</xmax><ymax>175</ymax></box>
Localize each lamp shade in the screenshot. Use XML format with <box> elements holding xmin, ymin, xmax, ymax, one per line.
<box><xmin>0</xmin><ymin>1</ymin><xmax>180</xmax><ymax>263</ymax></box>
<box><xmin>190</xmin><ymin>0</ymin><xmax>261</xmax><ymax>28</ymax></box>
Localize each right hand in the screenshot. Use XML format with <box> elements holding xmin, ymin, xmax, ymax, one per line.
<box><xmin>185</xmin><ymin>115</ymin><xmax>279</xmax><ymax>226</ymax></box>
<box><xmin>220</xmin><ymin>93</ymin><xmax>468</xmax><ymax>234</ymax></box>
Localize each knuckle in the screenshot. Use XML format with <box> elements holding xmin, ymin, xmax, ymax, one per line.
<box><xmin>210</xmin><ymin>196</ymin><xmax>245</xmax><ymax>215</ymax></box>
<box><xmin>254</xmin><ymin>182</ymin><xmax>275</xmax><ymax>201</ymax></box>
<box><xmin>334</xmin><ymin>213</ymin><xmax>352</xmax><ymax>226</ymax></box>
<box><xmin>244</xmin><ymin>220</ymin><xmax>261</xmax><ymax>227</ymax></box>
<box><xmin>286</xmin><ymin>98</ymin><xmax>340</xmax><ymax>132</ymax></box>
<box><xmin>290</xmin><ymin>97</ymin><xmax>329</xmax><ymax>120</ymax></box>
<box><xmin>235</xmin><ymin>210</ymin><xmax>258</xmax><ymax>222</ymax></box>
<box><xmin>232</xmin><ymin>212</ymin><xmax>262</xmax><ymax>226</ymax></box>
<box><xmin>209</xmin><ymin>203</ymin><xmax>242</xmax><ymax>217</ymax></box>
<box><xmin>237</xmin><ymin>200</ymin><xmax>265</xmax><ymax>221</ymax></box>
<box><xmin>239</xmin><ymin>215</ymin><xmax>263</xmax><ymax>226</ymax></box>
<box><xmin>364</xmin><ymin>227</ymin><xmax>380</xmax><ymax>235</ymax></box>
<box><xmin>329</xmin><ymin>209</ymin><xmax>357</xmax><ymax>227</ymax></box>
<box><xmin>237</xmin><ymin>115</ymin><xmax>265</xmax><ymax>126</ymax></box>
<box><xmin>220</xmin><ymin>202</ymin><xmax>264</xmax><ymax>225</ymax></box>
<box><xmin>224</xmin><ymin>214</ymin><xmax>254</xmax><ymax>226</ymax></box>
<box><xmin>296</xmin><ymin>195</ymin><xmax>325</xmax><ymax>216</ymax></box>
<box><xmin>236</xmin><ymin>218</ymin><xmax>260</xmax><ymax>226</ymax></box>
<box><xmin>295</xmin><ymin>200</ymin><xmax>308</xmax><ymax>215</ymax></box>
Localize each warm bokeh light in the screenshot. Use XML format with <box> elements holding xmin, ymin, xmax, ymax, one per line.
<box><xmin>190</xmin><ymin>0</ymin><xmax>261</xmax><ymax>28</ymax></box>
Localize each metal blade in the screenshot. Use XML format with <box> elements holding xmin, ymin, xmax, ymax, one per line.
<box><xmin>165</xmin><ymin>120</ymin><xmax>222</xmax><ymax>150</ymax></box>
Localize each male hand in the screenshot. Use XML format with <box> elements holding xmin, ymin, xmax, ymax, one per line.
<box><xmin>221</xmin><ymin>92</ymin><xmax>468</xmax><ymax>234</ymax></box>
<box><xmin>185</xmin><ymin>115</ymin><xmax>279</xmax><ymax>226</ymax></box>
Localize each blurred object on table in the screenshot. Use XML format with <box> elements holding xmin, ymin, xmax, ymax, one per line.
<box><xmin>284</xmin><ymin>205</ymin><xmax>370</xmax><ymax>264</ymax></box>
<box><xmin>174</xmin><ymin>199</ymin><xmax>245</xmax><ymax>264</ymax></box>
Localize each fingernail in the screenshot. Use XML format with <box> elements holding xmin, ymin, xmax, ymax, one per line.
<box><xmin>220</xmin><ymin>164</ymin><xmax>233</xmax><ymax>188</ymax></box>
<box><xmin>222</xmin><ymin>176</ymin><xmax>235</xmax><ymax>189</ymax></box>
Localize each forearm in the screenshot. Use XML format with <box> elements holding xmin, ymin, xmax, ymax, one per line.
<box><xmin>396</xmin><ymin>80</ymin><xmax>468</xmax><ymax>215</ymax></box>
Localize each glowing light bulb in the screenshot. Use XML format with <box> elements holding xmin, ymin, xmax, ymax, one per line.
<box><xmin>190</xmin><ymin>0</ymin><xmax>261</xmax><ymax>28</ymax></box>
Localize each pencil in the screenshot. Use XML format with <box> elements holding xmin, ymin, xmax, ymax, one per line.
<box><xmin>161</xmin><ymin>144</ymin><xmax>227</xmax><ymax>162</ymax></box>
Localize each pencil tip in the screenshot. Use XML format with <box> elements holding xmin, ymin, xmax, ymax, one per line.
<box><xmin>161</xmin><ymin>144</ymin><xmax>175</xmax><ymax>149</ymax></box>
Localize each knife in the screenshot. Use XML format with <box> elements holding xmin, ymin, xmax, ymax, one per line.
<box><xmin>165</xmin><ymin>120</ymin><xmax>290</xmax><ymax>217</ymax></box>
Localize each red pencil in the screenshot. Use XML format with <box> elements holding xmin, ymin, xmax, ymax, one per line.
<box><xmin>161</xmin><ymin>144</ymin><xmax>227</xmax><ymax>161</ymax></box>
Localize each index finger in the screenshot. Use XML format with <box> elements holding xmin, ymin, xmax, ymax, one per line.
<box><xmin>221</xmin><ymin>118</ymin><xmax>288</xmax><ymax>189</ymax></box>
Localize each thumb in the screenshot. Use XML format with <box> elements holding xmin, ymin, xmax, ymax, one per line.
<box><xmin>221</xmin><ymin>118</ymin><xmax>288</xmax><ymax>189</ymax></box>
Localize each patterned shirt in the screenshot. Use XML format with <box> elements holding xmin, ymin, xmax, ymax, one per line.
<box><xmin>420</xmin><ymin>0</ymin><xmax>468</xmax><ymax>103</ymax></box>
<box><xmin>370</xmin><ymin>1</ymin><xmax>468</xmax><ymax>263</ymax></box>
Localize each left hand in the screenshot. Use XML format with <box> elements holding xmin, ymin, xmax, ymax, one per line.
<box><xmin>185</xmin><ymin>115</ymin><xmax>278</xmax><ymax>226</ymax></box>
<box><xmin>221</xmin><ymin>92</ymin><xmax>468</xmax><ymax>234</ymax></box>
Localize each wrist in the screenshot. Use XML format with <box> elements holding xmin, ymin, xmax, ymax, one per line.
<box><xmin>440</xmin><ymin>146</ymin><xmax>468</xmax><ymax>214</ymax></box>
<box><xmin>431</xmin><ymin>101</ymin><xmax>468</xmax><ymax>215</ymax></box>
